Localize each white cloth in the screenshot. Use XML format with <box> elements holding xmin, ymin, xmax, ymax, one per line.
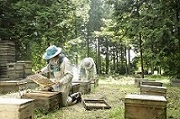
<box><xmin>78</xmin><ymin>57</ymin><xmax>97</xmax><ymax>81</ymax></box>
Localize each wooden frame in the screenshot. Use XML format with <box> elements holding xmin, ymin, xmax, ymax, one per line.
<box><xmin>83</xmin><ymin>99</ymin><xmax>111</xmax><ymax>110</ymax></box>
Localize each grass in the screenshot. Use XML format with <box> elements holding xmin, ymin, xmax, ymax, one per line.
<box><xmin>27</xmin><ymin>75</ymin><xmax>180</xmax><ymax>119</ymax></box>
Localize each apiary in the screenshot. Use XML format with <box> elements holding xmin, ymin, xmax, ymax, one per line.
<box><xmin>72</xmin><ymin>80</ymin><xmax>91</xmax><ymax>94</ymax></box>
<box><xmin>124</xmin><ymin>94</ymin><xmax>167</xmax><ymax>119</ymax></box>
<box><xmin>21</xmin><ymin>91</ymin><xmax>62</xmax><ymax>113</ymax></box>
<box><xmin>140</xmin><ymin>85</ymin><xmax>167</xmax><ymax>97</ymax></box>
<box><xmin>141</xmin><ymin>81</ymin><xmax>163</xmax><ymax>87</ymax></box>
<box><xmin>0</xmin><ymin>98</ymin><xmax>34</xmax><ymax>119</ymax></box>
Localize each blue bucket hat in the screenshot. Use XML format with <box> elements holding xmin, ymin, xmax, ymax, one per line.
<box><xmin>42</xmin><ymin>45</ymin><xmax>62</xmax><ymax>60</ymax></box>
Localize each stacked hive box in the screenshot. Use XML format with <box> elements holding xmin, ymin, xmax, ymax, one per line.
<box><xmin>6</xmin><ymin>62</ymin><xmax>25</xmax><ymax>80</ymax></box>
<box><xmin>0</xmin><ymin>41</ymin><xmax>16</xmax><ymax>80</ymax></box>
<box><xmin>17</xmin><ymin>61</ymin><xmax>33</xmax><ymax>77</ymax></box>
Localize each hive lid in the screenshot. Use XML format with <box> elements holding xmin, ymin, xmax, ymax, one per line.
<box><xmin>0</xmin><ymin>98</ymin><xmax>34</xmax><ymax>105</ymax></box>
<box><xmin>141</xmin><ymin>85</ymin><xmax>167</xmax><ymax>89</ymax></box>
<box><xmin>125</xmin><ymin>94</ymin><xmax>167</xmax><ymax>102</ymax></box>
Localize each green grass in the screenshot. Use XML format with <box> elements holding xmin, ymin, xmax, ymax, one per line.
<box><xmin>31</xmin><ymin>75</ymin><xmax>180</xmax><ymax>119</ymax></box>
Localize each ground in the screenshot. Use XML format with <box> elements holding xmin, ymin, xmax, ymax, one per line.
<box><xmin>1</xmin><ymin>75</ymin><xmax>180</xmax><ymax>119</ymax></box>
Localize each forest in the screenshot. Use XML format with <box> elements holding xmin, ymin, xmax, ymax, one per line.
<box><xmin>1</xmin><ymin>0</ymin><xmax>180</xmax><ymax>79</ymax></box>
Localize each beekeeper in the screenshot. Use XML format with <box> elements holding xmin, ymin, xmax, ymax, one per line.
<box><xmin>38</xmin><ymin>45</ymin><xmax>81</xmax><ymax>106</ymax></box>
<box><xmin>78</xmin><ymin>57</ymin><xmax>97</xmax><ymax>81</ymax></box>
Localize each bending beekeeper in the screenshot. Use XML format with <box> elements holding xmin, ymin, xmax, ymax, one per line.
<box><xmin>38</xmin><ymin>45</ymin><xmax>81</xmax><ymax>106</ymax></box>
<box><xmin>78</xmin><ymin>57</ymin><xmax>97</xmax><ymax>81</ymax></box>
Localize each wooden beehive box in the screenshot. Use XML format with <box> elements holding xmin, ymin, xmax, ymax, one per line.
<box><xmin>70</xmin><ymin>83</ymin><xmax>80</xmax><ymax>94</ymax></box>
<box><xmin>0</xmin><ymin>98</ymin><xmax>34</xmax><ymax>119</ymax></box>
<box><xmin>72</xmin><ymin>80</ymin><xmax>91</xmax><ymax>94</ymax></box>
<box><xmin>7</xmin><ymin>62</ymin><xmax>25</xmax><ymax>80</ymax></box>
<box><xmin>134</xmin><ymin>78</ymin><xmax>148</xmax><ymax>87</ymax></box>
<box><xmin>124</xmin><ymin>94</ymin><xmax>167</xmax><ymax>119</ymax></box>
<box><xmin>141</xmin><ymin>80</ymin><xmax>163</xmax><ymax>87</ymax></box>
<box><xmin>140</xmin><ymin>85</ymin><xmax>167</xmax><ymax>97</ymax></box>
<box><xmin>83</xmin><ymin>99</ymin><xmax>111</xmax><ymax>110</ymax></box>
<box><xmin>0</xmin><ymin>80</ymin><xmax>27</xmax><ymax>94</ymax></box>
<box><xmin>17</xmin><ymin>61</ymin><xmax>33</xmax><ymax>77</ymax></box>
<box><xmin>21</xmin><ymin>91</ymin><xmax>62</xmax><ymax>113</ymax></box>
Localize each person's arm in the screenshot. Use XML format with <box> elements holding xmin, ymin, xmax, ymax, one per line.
<box><xmin>59</xmin><ymin>57</ymin><xmax>73</xmax><ymax>84</ymax></box>
<box><xmin>39</xmin><ymin>64</ymin><xmax>50</xmax><ymax>74</ymax></box>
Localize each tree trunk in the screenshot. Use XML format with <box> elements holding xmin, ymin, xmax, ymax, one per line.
<box><xmin>127</xmin><ymin>46</ymin><xmax>131</xmax><ymax>74</ymax></box>
<box><xmin>105</xmin><ymin>37</ymin><xmax>109</xmax><ymax>74</ymax></box>
<box><xmin>87</xmin><ymin>37</ymin><xmax>90</xmax><ymax>57</ymax></box>
<box><xmin>139</xmin><ymin>32</ymin><xmax>144</xmax><ymax>78</ymax></box>
<box><xmin>97</xmin><ymin>37</ymin><xmax>101</xmax><ymax>74</ymax></box>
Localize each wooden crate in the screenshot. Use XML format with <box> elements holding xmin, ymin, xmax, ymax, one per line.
<box><xmin>0</xmin><ymin>98</ymin><xmax>34</xmax><ymax>119</ymax></box>
<box><xmin>83</xmin><ymin>99</ymin><xmax>111</xmax><ymax>110</ymax></box>
<box><xmin>0</xmin><ymin>81</ymin><xmax>27</xmax><ymax>94</ymax></box>
<box><xmin>17</xmin><ymin>61</ymin><xmax>33</xmax><ymax>77</ymax></box>
<box><xmin>170</xmin><ymin>78</ymin><xmax>180</xmax><ymax>86</ymax></box>
<box><xmin>70</xmin><ymin>83</ymin><xmax>80</xmax><ymax>94</ymax></box>
<box><xmin>7</xmin><ymin>62</ymin><xmax>25</xmax><ymax>80</ymax></box>
<box><xmin>22</xmin><ymin>91</ymin><xmax>62</xmax><ymax>113</ymax></box>
<box><xmin>134</xmin><ymin>78</ymin><xmax>148</xmax><ymax>87</ymax></box>
<box><xmin>72</xmin><ymin>80</ymin><xmax>91</xmax><ymax>94</ymax></box>
<box><xmin>125</xmin><ymin>94</ymin><xmax>167</xmax><ymax>119</ymax></box>
<box><xmin>141</xmin><ymin>81</ymin><xmax>163</xmax><ymax>87</ymax></box>
<box><xmin>140</xmin><ymin>85</ymin><xmax>167</xmax><ymax>97</ymax></box>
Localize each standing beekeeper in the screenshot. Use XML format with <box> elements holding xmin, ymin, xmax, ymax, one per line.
<box><xmin>38</xmin><ymin>45</ymin><xmax>81</xmax><ymax>106</ymax></box>
<box><xmin>78</xmin><ymin>57</ymin><xmax>97</xmax><ymax>82</ymax></box>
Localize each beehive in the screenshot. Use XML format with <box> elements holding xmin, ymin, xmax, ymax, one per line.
<box><xmin>0</xmin><ymin>98</ymin><xmax>34</xmax><ymax>119</ymax></box>
<box><xmin>140</xmin><ymin>85</ymin><xmax>167</xmax><ymax>97</ymax></box>
<box><xmin>0</xmin><ymin>40</ymin><xmax>16</xmax><ymax>80</ymax></box>
<box><xmin>124</xmin><ymin>94</ymin><xmax>167</xmax><ymax>119</ymax></box>
<box><xmin>0</xmin><ymin>80</ymin><xmax>27</xmax><ymax>94</ymax></box>
<box><xmin>141</xmin><ymin>81</ymin><xmax>163</xmax><ymax>87</ymax></box>
<box><xmin>22</xmin><ymin>91</ymin><xmax>62</xmax><ymax>113</ymax></box>
<box><xmin>134</xmin><ymin>78</ymin><xmax>148</xmax><ymax>87</ymax></box>
<box><xmin>72</xmin><ymin>80</ymin><xmax>91</xmax><ymax>94</ymax></box>
<box><xmin>70</xmin><ymin>83</ymin><xmax>80</xmax><ymax>94</ymax></box>
<box><xmin>17</xmin><ymin>61</ymin><xmax>33</xmax><ymax>77</ymax></box>
<box><xmin>7</xmin><ymin>62</ymin><xmax>25</xmax><ymax>80</ymax></box>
